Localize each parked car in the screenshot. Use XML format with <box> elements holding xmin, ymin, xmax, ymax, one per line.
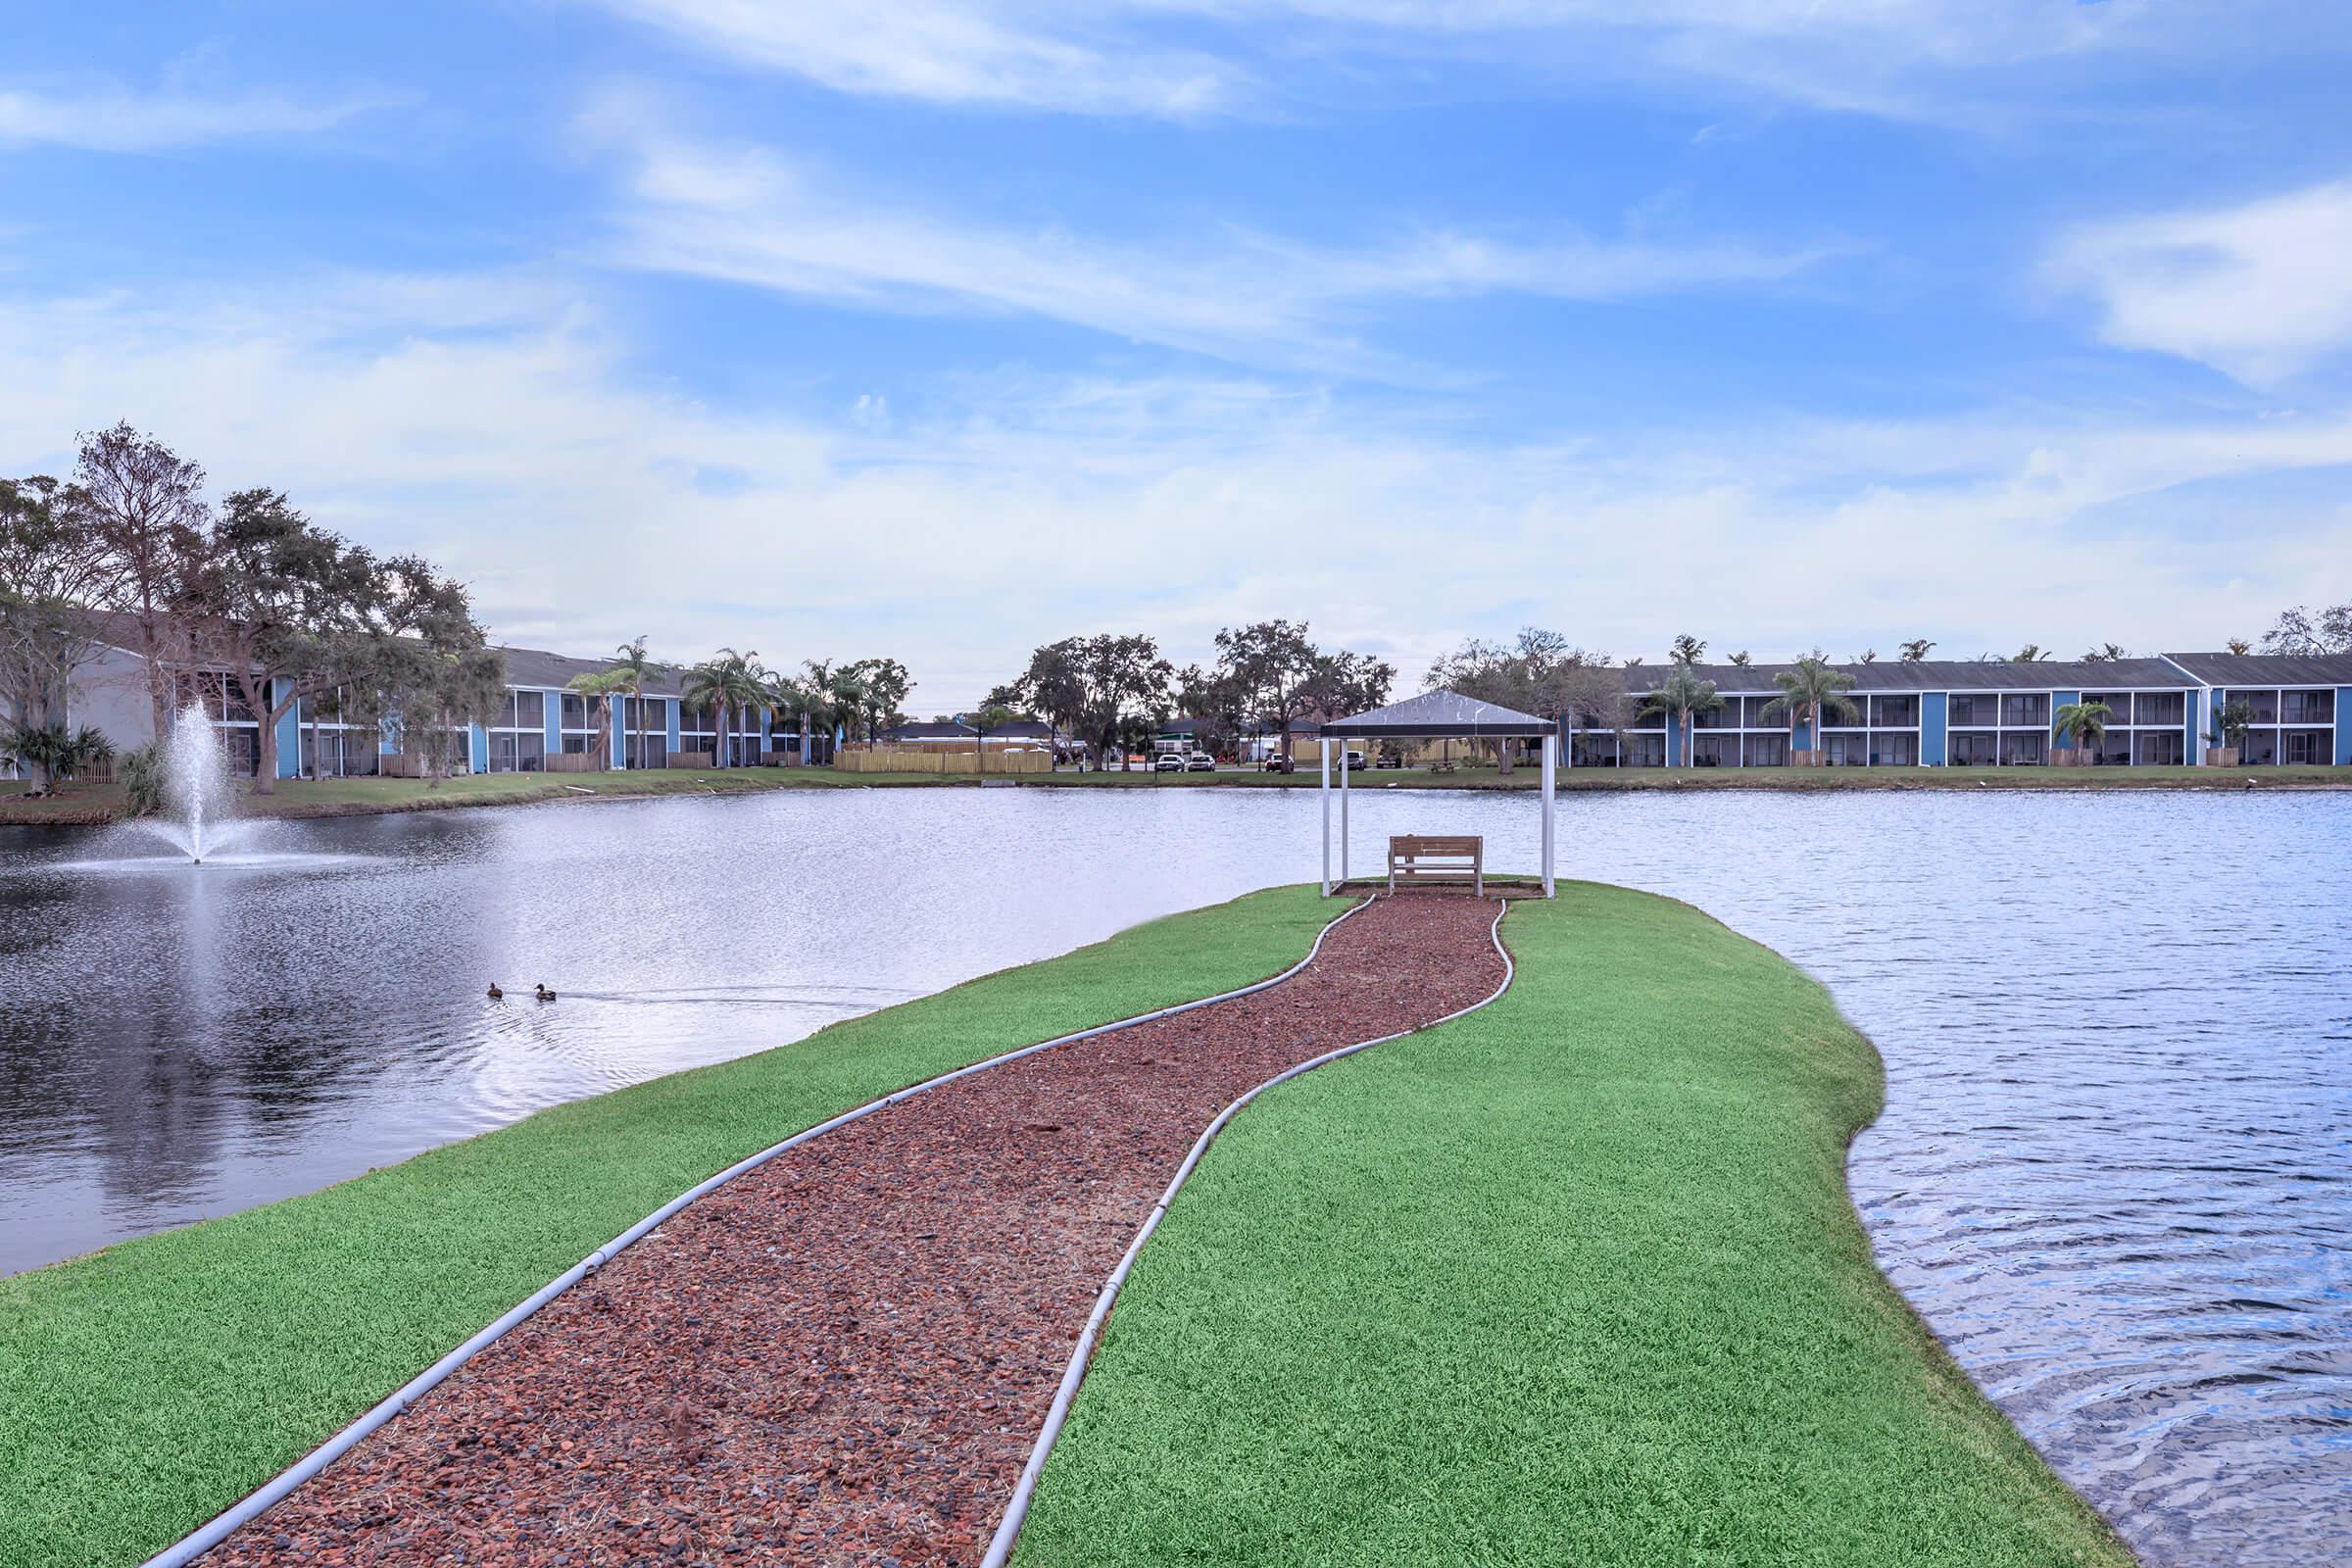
<box><xmin>1344</xmin><ymin>749</ymin><xmax>1366</xmax><ymax>769</ymax></box>
<box><xmin>1261</xmin><ymin>753</ymin><xmax>1295</xmax><ymax>773</ymax></box>
<box><xmin>1186</xmin><ymin>752</ymin><xmax>1216</xmax><ymax>771</ymax></box>
<box><xmin>1374</xmin><ymin>752</ymin><xmax>1403</xmax><ymax>768</ymax></box>
<box><xmin>1153</xmin><ymin>752</ymin><xmax>1187</xmax><ymax>772</ymax></box>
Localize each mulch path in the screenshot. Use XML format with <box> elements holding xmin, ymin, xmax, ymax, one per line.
<box><xmin>204</xmin><ymin>892</ymin><xmax>1507</xmax><ymax>1568</ymax></box>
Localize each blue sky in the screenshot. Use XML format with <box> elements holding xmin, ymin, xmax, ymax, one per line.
<box><xmin>4</xmin><ymin>2</ymin><xmax>2350</xmax><ymax>709</ymax></box>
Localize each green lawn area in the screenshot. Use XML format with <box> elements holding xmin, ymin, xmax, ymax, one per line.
<box><xmin>0</xmin><ymin>885</ymin><xmax>1336</xmax><ymax>1568</ymax></box>
<box><xmin>1014</xmin><ymin>884</ymin><xmax>2132</xmax><ymax>1568</ymax></box>
<box><xmin>7</xmin><ymin>760</ymin><xmax>2339</xmax><ymax>827</ymax></box>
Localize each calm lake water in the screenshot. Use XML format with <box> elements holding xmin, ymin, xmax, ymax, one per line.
<box><xmin>1</xmin><ymin>786</ymin><xmax>2345</xmax><ymax>1566</ymax></box>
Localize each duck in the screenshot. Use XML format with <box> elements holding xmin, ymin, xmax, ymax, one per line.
<box><xmin>534</xmin><ymin>983</ymin><xmax>557</xmax><ymax>1002</ymax></box>
<box><xmin>486</xmin><ymin>983</ymin><xmax>504</xmax><ymax>1000</ymax></box>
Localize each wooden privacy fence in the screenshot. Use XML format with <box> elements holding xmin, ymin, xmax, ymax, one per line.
<box><xmin>545</xmin><ymin>753</ymin><xmax>607</xmax><ymax>774</ymax></box>
<box><xmin>835</xmin><ymin>746</ymin><xmax>1054</xmax><ymax>775</ymax></box>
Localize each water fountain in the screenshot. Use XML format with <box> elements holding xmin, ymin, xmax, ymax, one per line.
<box><xmin>153</xmin><ymin>703</ymin><xmax>238</xmax><ymax>864</ymax></box>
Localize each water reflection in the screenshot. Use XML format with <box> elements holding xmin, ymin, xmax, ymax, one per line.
<box><xmin>2</xmin><ymin>786</ymin><xmax>2346</xmax><ymax>1566</ymax></box>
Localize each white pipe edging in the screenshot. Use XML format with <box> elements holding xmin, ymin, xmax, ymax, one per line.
<box><xmin>980</xmin><ymin>895</ymin><xmax>1516</xmax><ymax>1568</ymax></box>
<box><xmin>140</xmin><ymin>897</ymin><xmax>1375</xmax><ymax>1568</ymax></box>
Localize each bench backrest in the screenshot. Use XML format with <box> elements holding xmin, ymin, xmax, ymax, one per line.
<box><xmin>1390</xmin><ymin>834</ymin><xmax>1482</xmax><ymax>859</ymax></box>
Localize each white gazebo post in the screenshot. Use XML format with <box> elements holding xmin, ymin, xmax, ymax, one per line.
<box><xmin>1542</xmin><ymin>728</ymin><xmax>1557</xmax><ymax>898</ymax></box>
<box><xmin>1318</xmin><ymin>737</ymin><xmax>1333</xmax><ymax>896</ymax></box>
<box><xmin>1339</xmin><ymin>739</ymin><xmax>1350</xmax><ymax>885</ymax></box>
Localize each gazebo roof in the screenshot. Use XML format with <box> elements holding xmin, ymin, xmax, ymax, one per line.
<box><xmin>1319</xmin><ymin>688</ymin><xmax>1554</xmax><ymax>738</ymax></box>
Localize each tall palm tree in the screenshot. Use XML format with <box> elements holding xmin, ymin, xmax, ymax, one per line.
<box><xmin>682</xmin><ymin>648</ymin><xmax>764</xmax><ymax>768</ymax></box>
<box><xmin>767</xmin><ymin>674</ymin><xmax>819</xmax><ymax>766</ymax></box>
<box><xmin>565</xmin><ymin>668</ymin><xmax>634</xmax><ymax>769</ymax></box>
<box><xmin>1639</xmin><ymin>663</ymin><xmax>1724</xmax><ymax>768</ymax></box>
<box><xmin>1761</xmin><ymin>655</ymin><xmax>1859</xmax><ymax>764</ymax></box>
<box><xmin>612</xmin><ymin>636</ymin><xmax>659</xmax><ymax>769</ymax></box>
<box><xmin>2051</xmin><ymin>700</ymin><xmax>2113</xmax><ymax>762</ymax></box>
<box><xmin>824</xmin><ymin>665</ymin><xmax>870</xmax><ymax>749</ymax></box>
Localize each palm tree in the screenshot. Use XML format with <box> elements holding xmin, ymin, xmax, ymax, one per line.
<box><xmin>1761</xmin><ymin>655</ymin><xmax>1859</xmax><ymax>764</ymax></box>
<box><xmin>565</xmin><ymin>668</ymin><xmax>634</xmax><ymax>769</ymax></box>
<box><xmin>767</xmin><ymin>675</ymin><xmax>820</xmax><ymax>766</ymax></box>
<box><xmin>612</xmin><ymin>637</ymin><xmax>660</xmax><ymax>769</ymax></box>
<box><xmin>2051</xmin><ymin>700</ymin><xmax>2113</xmax><ymax>763</ymax></box>
<box><xmin>682</xmin><ymin>648</ymin><xmax>765</xmax><ymax>768</ymax></box>
<box><xmin>1639</xmin><ymin>663</ymin><xmax>1724</xmax><ymax>768</ymax></box>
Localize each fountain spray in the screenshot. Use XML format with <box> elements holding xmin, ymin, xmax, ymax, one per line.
<box><xmin>161</xmin><ymin>704</ymin><xmax>235</xmax><ymax>864</ymax></box>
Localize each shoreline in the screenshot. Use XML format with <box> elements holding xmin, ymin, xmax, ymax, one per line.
<box><xmin>6</xmin><ymin>759</ymin><xmax>2347</xmax><ymax>828</ymax></box>
<box><xmin>3</xmin><ymin>883</ymin><xmax>2132</xmax><ymax>1567</ymax></box>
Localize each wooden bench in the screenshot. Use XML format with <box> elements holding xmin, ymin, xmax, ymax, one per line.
<box><xmin>1389</xmin><ymin>834</ymin><xmax>1483</xmax><ymax>895</ymax></box>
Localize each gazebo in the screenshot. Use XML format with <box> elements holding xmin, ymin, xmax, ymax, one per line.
<box><xmin>1316</xmin><ymin>689</ymin><xmax>1558</xmax><ymax>898</ymax></box>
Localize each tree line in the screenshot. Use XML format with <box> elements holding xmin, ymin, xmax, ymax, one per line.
<box><xmin>985</xmin><ymin>620</ymin><xmax>1395</xmax><ymax>768</ymax></box>
<box><xmin>1</xmin><ymin>424</ymin><xmax>495</xmax><ymax>794</ymax></box>
<box><xmin>0</xmin><ymin>423</ymin><xmax>923</xmax><ymax>793</ymax></box>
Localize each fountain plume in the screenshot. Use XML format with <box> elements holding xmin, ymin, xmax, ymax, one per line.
<box><xmin>158</xmin><ymin>704</ymin><xmax>236</xmax><ymax>864</ymax></box>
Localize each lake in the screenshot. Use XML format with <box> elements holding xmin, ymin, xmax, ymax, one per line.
<box><xmin>1</xmin><ymin>785</ymin><xmax>2344</xmax><ymax>1567</ymax></box>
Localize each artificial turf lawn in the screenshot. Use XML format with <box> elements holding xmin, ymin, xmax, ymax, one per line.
<box><xmin>1014</xmin><ymin>884</ymin><xmax>2134</xmax><ymax>1568</ymax></box>
<box><xmin>0</xmin><ymin>885</ymin><xmax>1337</xmax><ymax>1568</ymax></box>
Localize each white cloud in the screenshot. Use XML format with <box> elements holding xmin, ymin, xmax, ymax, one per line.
<box><xmin>5</xmin><ymin>268</ymin><xmax>2347</xmax><ymax>709</ymax></box>
<box><xmin>2045</xmin><ymin>179</ymin><xmax>2352</xmax><ymax>385</ymax></box>
<box><xmin>582</xmin><ymin>0</ymin><xmax>1236</xmax><ymax>117</ymax></box>
<box><xmin>0</xmin><ymin>82</ymin><xmax>381</xmax><ymax>152</ymax></box>
<box><xmin>586</xmin><ymin>109</ymin><xmax>1834</xmax><ymax>373</ymax></box>
<box><xmin>571</xmin><ymin>0</ymin><xmax>2301</xmax><ymax>124</ymax></box>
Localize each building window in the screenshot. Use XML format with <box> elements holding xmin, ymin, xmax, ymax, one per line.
<box><xmin>1999</xmin><ymin>694</ymin><xmax>2048</xmax><ymax>729</ymax></box>
<box><xmin>1824</xmin><ymin>733</ymin><xmax>1870</xmax><ymax>766</ymax></box>
<box><xmin>1691</xmin><ymin>734</ymin><xmax>1736</xmax><ymax>767</ymax></box>
<box><xmin>1622</xmin><ymin>733</ymin><xmax>1665</xmax><ymax>767</ymax></box>
<box><xmin>2135</xmin><ymin>731</ymin><xmax>2185</xmax><ymax>765</ymax></box>
<box><xmin>2000</xmin><ymin>731</ymin><xmax>2045</xmax><ymax>764</ymax></box>
<box><xmin>1869</xmin><ymin>695</ymin><xmax>1918</xmax><ymax>727</ymax></box>
<box><xmin>2135</xmin><ymin>692</ymin><xmax>2185</xmax><ymax>726</ymax></box>
<box><xmin>2083</xmin><ymin>692</ymin><xmax>2130</xmax><ymax>725</ymax></box>
<box><xmin>2283</xmin><ymin>729</ymin><xmax>2328</xmax><ymax>765</ymax></box>
<box><xmin>1950</xmin><ymin>731</ymin><xmax>1998</xmax><ymax>766</ymax></box>
<box><xmin>1571</xmin><ymin>733</ymin><xmax>1620</xmax><ymax>767</ymax></box>
<box><xmin>1742</xmin><ymin>732</ymin><xmax>1788</xmax><ymax>767</ymax></box>
<box><xmin>517</xmin><ymin>690</ymin><xmax>546</xmax><ymax>729</ymax></box>
<box><xmin>2282</xmin><ymin>690</ymin><xmax>2334</xmax><ymax>724</ymax></box>
<box><xmin>2237</xmin><ymin>690</ymin><xmax>2280</xmax><ymax>723</ymax></box>
<box><xmin>1741</xmin><ymin>696</ymin><xmax>1784</xmax><ymax>728</ymax></box>
<box><xmin>1871</xmin><ymin>733</ymin><xmax>1917</xmax><ymax>766</ymax></box>
<box><xmin>1949</xmin><ymin>695</ymin><xmax>1996</xmax><ymax>727</ymax></box>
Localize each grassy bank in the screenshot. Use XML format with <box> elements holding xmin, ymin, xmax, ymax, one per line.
<box><xmin>7</xmin><ymin>759</ymin><xmax>2339</xmax><ymax>826</ymax></box>
<box><xmin>0</xmin><ymin>885</ymin><xmax>1335</xmax><ymax>1568</ymax></box>
<box><xmin>1014</xmin><ymin>884</ymin><xmax>2132</xmax><ymax>1568</ymax></box>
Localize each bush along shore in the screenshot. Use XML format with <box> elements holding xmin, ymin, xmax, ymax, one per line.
<box><xmin>5</xmin><ymin>759</ymin><xmax>2344</xmax><ymax>826</ymax></box>
<box><xmin>1011</xmin><ymin>883</ymin><xmax>2135</xmax><ymax>1568</ymax></box>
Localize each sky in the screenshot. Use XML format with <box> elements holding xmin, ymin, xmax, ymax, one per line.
<box><xmin>4</xmin><ymin>2</ymin><xmax>2351</xmax><ymax>712</ymax></box>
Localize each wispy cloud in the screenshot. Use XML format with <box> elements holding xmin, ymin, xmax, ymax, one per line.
<box><xmin>570</xmin><ymin>0</ymin><xmax>2295</xmax><ymax>125</ymax></box>
<box><xmin>584</xmin><ymin>105</ymin><xmax>1836</xmax><ymax>373</ymax></box>
<box><xmin>581</xmin><ymin>0</ymin><xmax>1238</xmax><ymax>118</ymax></box>
<box><xmin>2045</xmin><ymin>178</ymin><xmax>2352</xmax><ymax>385</ymax></box>
<box><xmin>5</xmin><ymin>268</ymin><xmax>2346</xmax><ymax>708</ymax></box>
<box><xmin>0</xmin><ymin>81</ymin><xmax>384</xmax><ymax>153</ymax></box>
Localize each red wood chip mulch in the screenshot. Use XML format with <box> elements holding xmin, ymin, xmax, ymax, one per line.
<box><xmin>204</xmin><ymin>892</ymin><xmax>1507</xmax><ymax>1568</ymax></box>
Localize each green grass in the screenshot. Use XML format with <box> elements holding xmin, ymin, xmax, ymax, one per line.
<box><xmin>8</xmin><ymin>760</ymin><xmax>2340</xmax><ymax>827</ymax></box>
<box><xmin>1015</xmin><ymin>884</ymin><xmax>2132</xmax><ymax>1568</ymax></box>
<box><xmin>0</xmin><ymin>884</ymin><xmax>1337</xmax><ymax>1568</ymax></box>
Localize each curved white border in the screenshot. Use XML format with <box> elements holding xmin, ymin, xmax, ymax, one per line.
<box><xmin>142</xmin><ymin>897</ymin><xmax>1373</xmax><ymax>1568</ymax></box>
<box><xmin>980</xmin><ymin>895</ymin><xmax>1516</xmax><ymax>1568</ymax></box>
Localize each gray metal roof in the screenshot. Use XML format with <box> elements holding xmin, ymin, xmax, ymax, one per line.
<box><xmin>1321</xmin><ymin>689</ymin><xmax>1556</xmax><ymax>737</ymax></box>
<box><xmin>1622</xmin><ymin>658</ymin><xmax>2195</xmax><ymax>695</ymax></box>
<box><xmin>2160</xmin><ymin>651</ymin><xmax>2352</xmax><ymax>687</ymax></box>
<box><xmin>498</xmin><ymin>645</ymin><xmax>685</xmax><ymax>697</ymax></box>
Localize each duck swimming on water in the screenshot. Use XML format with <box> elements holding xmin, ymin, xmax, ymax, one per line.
<box><xmin>535</xmin><ymin>984</ymin><xmax>556</xmax><ymax>1002</ymax></box>
<box><xmin>486</xmin><ymin>983</ymin><xmax>504</xmax><ymax>1000</ymax></box>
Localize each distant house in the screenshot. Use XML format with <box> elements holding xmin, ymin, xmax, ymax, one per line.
<box><xmin>880</xmin><ymin>719</ymin><xmax>1057</xmax><ymax>748</ymax></box>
